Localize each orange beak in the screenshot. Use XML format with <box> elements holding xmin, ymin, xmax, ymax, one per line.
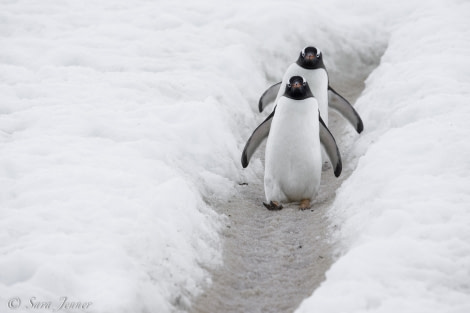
<box><xmin>305</xmin><ymin>53</ymin><xmax>315</xmax><ymax>60</ymax></box>
<box><xmin>292</xmin><ymin>81</ymin><xmax>302</xmax><ymax>89</ymax></box>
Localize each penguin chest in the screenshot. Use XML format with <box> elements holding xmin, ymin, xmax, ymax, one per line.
<box><xmin>305</xmin><ymin>70</ymin><xmax>328</xmax><ymax>123</ymax></box>
<box><xmin>264</xmin><ymin>99</ymin><xmax>322</xmax><ymax>201</ymax></box>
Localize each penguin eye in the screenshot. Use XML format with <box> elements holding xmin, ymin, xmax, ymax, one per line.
<box><xmin>303</xmin><ymin>81</ymin><xmax>306</xmax><ymax>86</ymax></box>
<box><xmin>287</xmin><ymin>83</ymin><xmax>291</xmax><ymax>88</ymax></box>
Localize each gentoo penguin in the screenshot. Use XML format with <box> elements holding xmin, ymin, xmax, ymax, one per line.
<box><xmin>258</xmin><ymin>46</ymin><xmax>363</xmax><ymax>133</ymax></box>
<box><xmin>241</xmin><ymin>76</ymin><xmax>342</xmax><ymax>210</ymax></box>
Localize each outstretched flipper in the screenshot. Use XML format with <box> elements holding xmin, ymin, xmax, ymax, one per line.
<box><xmin>241</xmin><ymin>108</ymin><xmax>276</xmax><ymax>168</ymax></box>
<box><xmin>319</xmin><ymin>116</ymin><xmax>342</xmax><ymax>177</ymax></box>
<box><xmin>258</xmin><ymin>82</ymin><xmax>281</xmax><ymax>112</ymax></box>
<box><xmin>328</xmin><ymin>85</ymin><xmax>364</xmax><ymax>133</ymax></box>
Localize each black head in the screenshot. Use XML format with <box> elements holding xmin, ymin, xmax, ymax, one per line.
<box><xmin>283</xmin><ymin>76</ymin><xmax>313</xmax><ymax>100</ymax></box>
<box><xmin>296</xmin><ymin>46</ymin><xmax>325</xmax><ymax>70</ymax></box>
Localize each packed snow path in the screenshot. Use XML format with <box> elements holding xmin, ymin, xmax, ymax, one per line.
<box><xmin>191</xmin><ymin>65</ymin><xmax>378</xmax><ymax>313</ymax></box>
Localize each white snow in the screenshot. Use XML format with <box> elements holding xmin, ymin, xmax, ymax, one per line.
<box><xmin>1</xmin><ymin>0</ymin><xmax>469</xmax><ymax>312</ymax></box>
<box><xmin>296</xmin><ymin>1</ymin><xmax>470</xmax><ymax>313</ymax></box>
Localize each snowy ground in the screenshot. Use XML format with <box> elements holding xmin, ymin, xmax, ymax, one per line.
<box><xmin>1</xmin><ymin>0</ymin><xmax>469</xmax><ymax>313</ymax></box>
<box><xmin>296</xmin><ymin>1</ymin><xmax>470</xmax><ymax>313</ymax></box>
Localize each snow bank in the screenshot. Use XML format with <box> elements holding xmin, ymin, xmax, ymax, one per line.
<box><xmin>3</xmin><ymin>0</ymin><xmax>467</xmax><ymax>311</ymax></box>
<box><xmin>296</xmin><ymin>1</ymin><xmax>470</xmax><ymax>312</ymax></box>
<box><xmin>0</xmin><ymin>0</ymin><xmax>387</xmax><ymax>312</ymax></box>
<box><xmin>0</xmin><ymin>1</ymin><xmax>230</xmax><ymax>311</ymax></box>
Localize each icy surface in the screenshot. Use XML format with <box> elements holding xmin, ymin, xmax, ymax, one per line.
<box><xmin>1</xmin><ymin>0</ymin><xmax>469</xmax><ymax>312</ymax></box>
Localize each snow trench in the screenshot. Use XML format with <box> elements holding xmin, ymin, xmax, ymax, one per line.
<box><xmin>190</xmin><ymin>26</ymin><xmax>385</xmax><ymax>313</ymax></box>
<box><xmin>7</xmin><ymin>1</ymin><xmax>467</xmax><ymax>313</ymax></box>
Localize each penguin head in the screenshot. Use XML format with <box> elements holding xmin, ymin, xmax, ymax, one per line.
<box><xmin>283</xmin><ymin>76</ymin><xmax>314</xmax><ymax>100</ymax></box>
<box><xmin>297</xmin><ymin>46</ymin><xmax>324</xmax><ymax>69</ymax></box>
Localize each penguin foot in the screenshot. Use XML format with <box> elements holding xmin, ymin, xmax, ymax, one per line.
<box><xmin>263</xmin><ymin>201</ymin><xmax>283</xmax><ymax>211</ymax></box>
<box><xmin>299</xmin><ymin>199</ymin><xmax>311</xmax><ymax>210</ymax></box>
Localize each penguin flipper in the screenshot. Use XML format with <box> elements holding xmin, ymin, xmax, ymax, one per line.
<box><xmin>319</xmin><ymin>116</ymin><xmax>342</xmax><ymax>177</ymax></box>
<box><xmin>328</xmin><ymin>85</ymin><xmax>364</xmax><ymax>133</ymax></box>
<box><xmin>241</xmin><ymin>108</ymin><xmax>276</xmax><ymax>168</ymax></box>
<box><xmin>259</xmin><ymin>82</ymin><xmax>282</xmax><ymax>112</ymax></box>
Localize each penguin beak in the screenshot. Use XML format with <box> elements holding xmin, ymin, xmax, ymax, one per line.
<box><xmin>292</xmin><ymin>81</ymin><xmax>302</xmax><ymax>89</ymax></box>
<box><xmin>305</xmin><ymin>53</ymin><xmax>316</xmax><ymax>60</ymax></box>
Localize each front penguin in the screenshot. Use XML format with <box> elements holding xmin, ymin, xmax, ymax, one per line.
<box><xmin>253</xmin><ymin>77</ymin><xmax>336</xmax><ymax>211</ymax></box>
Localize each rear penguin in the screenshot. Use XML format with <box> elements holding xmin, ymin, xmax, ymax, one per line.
<box><xmin>258</xmin><ymin>46</ymin><xmax>364</xmax><ymax>134</ymax></box>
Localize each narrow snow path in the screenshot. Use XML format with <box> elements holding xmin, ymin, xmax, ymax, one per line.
<box><xmin>191</xmin><ymin>59</ymin><xmax>379</xmax><ymax>313</ymax></box>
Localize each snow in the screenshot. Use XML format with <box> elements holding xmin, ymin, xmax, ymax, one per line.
<box><xmin>1</xmin><ymin>0</ymin><xmax>469</xmax><ymax>312</ymax></box>
<box><xmin>296</xmin><ymin>1</ymin><xmax>470</xmax><ymax>313</ymax></box>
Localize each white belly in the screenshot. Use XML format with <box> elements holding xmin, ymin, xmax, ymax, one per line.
<box><xmin>277</xmin><ymin>63</ymin><xmax>329</xmax><ymax>125</ymax></box>
<box><xmin>264</xmin><ymin>97</ymin><xmax>322</xmax><ymax>203</ymax></box>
